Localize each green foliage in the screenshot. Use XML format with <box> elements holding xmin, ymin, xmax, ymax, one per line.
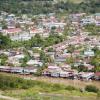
<box><xmin>0</xmin><ymin>0</ymin><xmax>99</xmax><ymax>15</ymax></box>
<box><xmin>85</xmin><ymin>85</ymin><xmax>99</xmax><ymax>93</ymax></box>
<box><xmin>20</xmin><ymin>56</ymin><xmax>29</xmax><ymax>67</ymax></box>
<box><xmin>0</xmin><ymin>73</ymin><xmax>49</xmax><ymax>90</ymax></box>
<box><xmin>1</xmin><ymin>21</ymin><xmax>7</xmax><ymax>29</ymax></box>
<box><xmin>0</xmin><ymin>73</ymin><xmax>77</xmax><ymax>92</ymax></box>
<box><xmin>30</xmin><ymin>34</ymin><xmax>44</xmax><ymax>47</ymax></box>
<box><xmin>66</xmin><ymin>57</ymin><xmax>74</xmax><ymax>64</ymax></box>
<box><xmin>0</xmin><ymin>54</ymin><xmax>8</xmax><ymax>60</ymax></box>
<box><xmin>44</xmin><ymin>34</ymin><xmax>63</xmax><ymax>47</ymax></box>
<box><xmin>0</xmin><ymin>54</ymin><xmax>8</xmax><ymax>65</ymax></box>
<box><xmin>65</xmin><ymin>85</ymin><xmax>77</xmax><ymax>91</ymax></box>
<box><xmin>78</xmin><ymin>65</ymin><xmax>88</xmax><ymax>72</ymax></box>
<box><xmin>84</xmin><ymin>24</ymin><xmax>100</xmax><ymax>35</ymax></box>
<box><xmin>0</xmin><ymin>0</ymin><xmax>53</xmax><ymax>14</ymax></box>
<box><xmin>91</xmin><ymin>48</ymin><xmax>100</xmax><ymax>72</ymax></box>
<box><xmin>0</xmin><ymin>32</ymin><xmax>64</xmax><ymax>50</ymax></box>
<box><xmin>0</xmin><ymin>34</ymin><xmax>11</xmax><ymax>49</ymax></box>
<box><xmin>97</xmin><ymin>91</ymin><xmax>100</xmax><ymax>98</ymax></box>
<box><xmin>40</xmin><ymin>50</ymin><xmax>53</xmax><ymax>63</ymax></box>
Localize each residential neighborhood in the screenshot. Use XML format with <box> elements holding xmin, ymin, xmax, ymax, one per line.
<box><xmin>0</xmin><ymin>0</ymin><xmax>100</xmax><ymax>100</ymax></box>
<box><xmin>0</xmin><ymin>11</ymin><xmax>100</xmax><ymax>81</ymax></box>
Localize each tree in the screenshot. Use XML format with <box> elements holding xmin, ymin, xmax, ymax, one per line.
<box><xmin>66</xmin><ymin>57</ymin><xmax>74</xmax><ymax>64</ymax></box>
<box><xmin>20</xmin><ymin>56</ymin><xmax>28</xmax><ymax>67</ymax></box>
<box><xmin>0</xmin><ymin>54</ymin><xmax>8</xmax><ymax>66</ymax></box>
<box><xmin>0</xmin><ymin>34</ymin><xmax>11</xmax><ymax>49</ymax></box>
<box><xmin>30</xmin><ymin>34</ymin><xmax>44</xmax><ymax>47</ymax></box>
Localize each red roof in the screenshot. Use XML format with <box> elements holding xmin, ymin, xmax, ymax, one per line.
<box><xmin>95</xmin><ymin>72</ymin><xmax>100</xmax><ymax>76</ymax></box>
<box><xmin>6</xmin><ymin>28</ymin><xmax>22</xmax><ymax>33</ymax></box>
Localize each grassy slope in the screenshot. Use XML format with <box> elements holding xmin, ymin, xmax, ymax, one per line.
<box><xmin>0</xmin><ymin>73</ymin><xmax>99</xmax><ymax>100</ymax></box>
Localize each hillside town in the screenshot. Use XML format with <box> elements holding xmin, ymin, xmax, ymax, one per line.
<box><xmin>0</xmin><ymin>11</ymin><xmax>100</xmax><ymax>82</ymax></box>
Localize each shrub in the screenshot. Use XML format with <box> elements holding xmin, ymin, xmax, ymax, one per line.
<box><xmin>85</xmin><ymin>85</ymin><xmax>99</xmax><ymax>93</ymax></box>
<box><xmin>52</xmin><ymin>84</ymin><xmax>63</xmax><ymax>91</ymax></box>
<box><xmin>65</xmin><ymin>85</ymin><xmax>76</xmax><ymax>91</ymax></box>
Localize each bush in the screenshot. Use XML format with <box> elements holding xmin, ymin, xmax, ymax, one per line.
<box><xmin>65</xmin><ymin>85</ymin><xmax>77</xmax><ymax>91</ymax></box>
<box><xmin>52</xmin><ymin>84</ymin><xmax>63</xmax><ymax>91</ymax></box>
<box><xmin>85</xmin><ymin>85</ymin><xmax>99</xmax><ymax>93</ymax></box>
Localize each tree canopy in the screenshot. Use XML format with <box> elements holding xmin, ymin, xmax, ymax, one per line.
<box><xmin>0</xmin><ymin>0</ymin><xmax>99</xmax><ymax>14</ymax></box>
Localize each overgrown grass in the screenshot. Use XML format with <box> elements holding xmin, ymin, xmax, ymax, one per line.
<box><xmin>0</xmin><ymin>73</ymin><xmax>99</xmax><ymax>100</ymax></box>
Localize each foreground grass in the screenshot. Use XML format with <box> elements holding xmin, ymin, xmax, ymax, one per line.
<box><xmin>0</xmin><ymin>73</ymin><xmax>99</xmax><ymax>100</ymax></box>
<box><xmin>3</xmin><ymin>89</ymin><xmax>98</xmax><ymax>100</ymax></box>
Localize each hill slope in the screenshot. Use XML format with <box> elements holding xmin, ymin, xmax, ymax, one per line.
<box><xmin>0</xmin><ymin>0</ymin><xmax>100</xmax><ymax>14</ymax></box>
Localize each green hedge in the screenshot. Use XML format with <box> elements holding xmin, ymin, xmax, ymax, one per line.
<box><xmin>85</xmin><ymin>85</ymin><xmax>99</xmax><ymax>93</ymax></box>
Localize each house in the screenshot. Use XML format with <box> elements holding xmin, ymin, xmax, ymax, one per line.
<box><xmin>32</xmin><ymin>47</ymin><xmax>42</xmax><ymax>50</ymax></box>
<box><xmin>95</xmin><ymin>21</ymin><xmax>100</xmax><ymax>26</ymax></box>
<box><xmin>46</xmin><ymin>52</ymin><xmax>55</xmax><ymax>60</ymax></box>
<box><xmin>80</xmin><ymin>16</ymin><xmax>95</xmax><ymax>25</ymax></box>
<box><xmin>50</xmin><ymin>71</ymin><xmax>60</xmax><ymax>77</ymax></box>
<box><xmin>94</xmin><ymin>72</ymin><xmax>100</xmax><ymax>80</ymax></box>
<box><xmin>84</xmin><ymin>49</ymin><xmax>94</xmax><ymax>57</ymax></box>
<box><xmin>84</xmin><ymin>63</ymin><xmax>94</xmax><ymax>70</ymax></box>
<box><xmin>6</xmin><ymin>14</ymin><xmax>15</xmax><ymax>22</ymax></box>
<box><xmin>30</xmin><ymin>28</ymin><xmax>44</xmax><ymax>35</ymax></box>
<box><xmin>46</xmin><ymin>65</ymin><xmax>62</xmax><ymax>77</ymax></box>
<box><xmin>60</xmin><ymin>64</ymin><xmax>71</xmax><ymax>71</ymax></box>
<box><xmin>59</xmin><ymin>71</ymin><xmax>69</xmax><ymax>78</ymax></box>
<box><xmin>43</xmin><ymin>22</ymin><xmax>66</xmax><ymax>29</ymax></box>
<box><xmin>7</xmin><ymin>54</ymin><xmax>25</xmax><ymax>66</ymax></box>
<box><xmin>27</xmin><ymin>60</ymin><xmax>43</xmax><ymax>67</ymax></box>
<box><xmin>25</xmin><ymin>67</ymin><xmax>38</xmax><ymax>74</ymax></box>
<box><xmin>55</xmin><ymin>57</ymin><xmax>66</xmax><ymax>63</ymax></box>
<box><xmin>0</xmin><ymin>66</ymin><xmax>37</xmax><ymax>74</ymax></box>
<box><xmin>94</xmin><ymin>13</ymin><xmax>100</xmax><ymax>20</ymax></box>
<box><xmin>42</xmin><ymin>68</ymin><xmax>51</xmax><ymax>76</ymax></box>
<box><xmin>48</xmin><ymin>65</ymin><xmax>62</xmax><ymax>72</ymax></box>
<box><xmin>10</xmin><ymin>67</ymin><xmax>24</xmax><ymax>73</ymax></box>
<box><xmin>0</xmin><ymin>66</ymin><xmax>11</xmax><ymax>72</ymax></box>
<box><xmin>3</xmin><ymin>28</ymin><xmax>22</xmax><ymax>36</ymax></box>
<box><xmin>78</xmin><ymin>72</ymin><xmax>94</xmax><ymax>81</ymax></box>
<box><xmin>33</xmin><ymin>53</ymin><xmax>40</xmax><ymax>60</ymax></box>
<box><xmin>14</xmin><ymin>54</ymin><xmax>25</xmax><ymax>59</ymax></box>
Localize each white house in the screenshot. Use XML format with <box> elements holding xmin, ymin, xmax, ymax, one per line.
<box><xmin>79</xmin><ymin>72</ymin><xmax>94</xmax><ymax>81</ymax></box>
<box><xmin>27</xmin><ymin>60</ymin><xmax>43</xmax><ymax>66</ymax></box>
<box><xmin>84</xmin><ymin>49</ymin><xmax>94</xmax><ymax>57</ymax></box>
<box><xmin>59</xmin><ymin>71</ymin><xmax>69</xmax><ymax>78</ymax></box>
<box><xmin>43</xmin><ymin>22</ymin><xmax>66</xmax><ymax>29</ymax></box>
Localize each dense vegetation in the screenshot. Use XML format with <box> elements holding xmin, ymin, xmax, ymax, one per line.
<box><xmin>0</xmin><ymin>0</ymin><xmax>100</xmax><ymax>15</ymax></box>
<box><xmin>85</xmin><ymin>85</ymin><xmax>99</xmax><ymax>93</ymax></box>
<box><xmin>0</xmin><ymin>33</ymin><xmax>64</xmax><ymax>49</ymax></box>
<box><xmin>0</xmin><ymin>73</ymin><xmax>77</xmax><ymax>91</ymax></box>
<box><xmin>0</xmin><ymin>33</ymin><xmax>11</xmax><ymax>49</ymax></box>
<box><xmin>0</xmin><ymin>73</ymin><xmax>100</xmax><ymax>100</ymax></box>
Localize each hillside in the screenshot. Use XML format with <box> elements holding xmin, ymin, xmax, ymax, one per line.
<box><xmin>0</xmin><ymin>0</ymin><xmax>100</xmax><ymax>14</ymax></box>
